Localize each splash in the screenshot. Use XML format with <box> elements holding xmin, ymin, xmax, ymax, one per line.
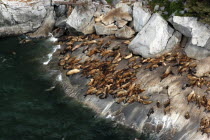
<box><xmin>56</xmin><ymin>73</ymin><xmax>63</xmax><ymax>82</ymax></box>
<box><xmin>43</xmin><ymin>45</ymin><xmax>61</xmax><ymax>65</ymax></box>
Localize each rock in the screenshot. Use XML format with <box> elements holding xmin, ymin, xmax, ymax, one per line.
<box><xmin>165</xmin><ymin>31</ymin><xmax>182</xmax><ymax>51</ymax></box>
<box><xmin>95</xmin><ymin>23</ymin><xmax>118</xmax><ymax>35</ymax></box>
<box><xmin>115</xmin><ymin>2</ymin><xmax>132</xmax><ymax>14</ymax></box>
<box><xmin>115</xmin><ymin>19</ymin><xmax>128</xmax><ymax>28</ymax></box>
<box><xmin>0</xmin><ymin>0</ymin><xmax>52</xmax><ymax>37</ymax></box>
<box><xmin>184</xmin><ymin>41</ymin><xmax>210</xmax><ymax>60</ymax></box>
<box><xmin>54</xmin><ymin>5</ymin><xmax>67</xmax><ymax>18</ymax></box>
<box><xmin>196</xmin><ymin>57</ymin><xmax>210</xmax><ymax>77</ymax></box>
<box><xmin>66</xmin><ymin>3</ymin><xmax>96</xmax><ymax>35</ymax></box>
<box><xmin>115</xmin><ymin>25</ymin><xmax>135</xmax><ymax>39</ymax></box>
<box><xmin>28</xmin><ymin>9</ymin><xmax>55</xmax><ymax>38</ymax></box>
<box><xmin>170</xmin><ymin>16</ymin><xmax>210</xmax><ymax>59</ymax></box>
<box><xmin>133</xmin><ymin>2</ymin><xmax>152</xmax><ymax>32</ymax></box>
<box><xmin>170</xmin><ymin>16</ymin><xmax>210</xmax><ymax>47</ymax></box>
<box><xmin>101</xmin><ymin>8</ymin><xmax>132</xmax><ymax>26</ymax></box>
<box><xmin>111</xmin><ymin>0</ymin><xmax>121</xmax><ymax>6</ymax></box>
<box><xmin>154</xmin><ymin>5</ymin><xmax>159</xmax><ymax>11</ymax></box>
<box><xmin>55</xmin><ymin>17</ymin><xmax>67</xmax><ymax>28</ymax></box>
<box><xmin>129</xmin><ymin>13</ymin><xmax>174</xmax><ymax>58</ymax></box>
<box><xmin>52</xmin><ymin>28</ymin><xmax>65</xmax><ymax>38</ymax></box>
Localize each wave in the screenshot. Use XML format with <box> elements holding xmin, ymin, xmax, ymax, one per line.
<box><xmin>43</xmin><ymin>44</ymin><xmax>60</xmax><ymax>65</ymax></box>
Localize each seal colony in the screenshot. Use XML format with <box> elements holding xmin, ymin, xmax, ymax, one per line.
<box><xmin>57</xmin><ymin>33</ymin><xmax>210</xmax><ymax>137</ymax></box>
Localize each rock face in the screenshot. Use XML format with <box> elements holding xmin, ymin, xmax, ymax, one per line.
<box><xmin>28</xmin><ymin>9</ymin><xmax>55</xmax><ymax>38</ymax></box>
<box><xmin>129</xmin><ymin>14</ymin><xmax>174</xmax><ymax>58</ymax></box>
<box><xmin>170</xmin><ymin>16</ymin><xmax>210</xmax><ymax>59</ymax></box>
<box><xmin>115</xmin><ymin>25</ymin><xmax>135</xmax><ymax>39</ymax></box>
<box><xmin>0</xmin><ymin>0</ymin><xmax>53</xmax><ymax>37</ymax></box>
<box><xmin>133</xmin><ymin>2</ymin><xmax>151</xmax><ymax>32</ymax></box>
<box><xmin>95</xmin><ymin>23</ymin><xmax>118</xmax><ymax>35</ymax></box>
<box><xmin>66</xmin><ymin>3</ymin><xmax>96</xmax><ymax>35</ymax></box>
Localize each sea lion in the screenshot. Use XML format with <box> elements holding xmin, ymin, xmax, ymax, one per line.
<box><xmin>161</xmin><ymin>66</ymin><xmax>172</xmax><ymax>80</ymax></box>
<box><xmin>66</xmin><ymin>69</ymin><xmax>81</xmax><ymax>75</ymax></box>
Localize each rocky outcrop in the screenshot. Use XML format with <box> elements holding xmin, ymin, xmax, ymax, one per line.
<box><xmin>115</xmin><ymin>25</ymin><xmax>135</xmax><ymax>39</ymax></box>
<box><xmin>170</xmin><ymin>16</ymin><xmax>210</xmax><ymax>59</ymax></box>
<box><xmin>0</xmin><ymin>0</ymin><xmax>53</xmax><ymax>38</ymax></box>
<box><xmin>129</xmin><ymin>13</ymin><xmax>174</xmax><ymax>58</ymax></box>
<box><xmin>66</xmin><ymin>3</ymin><xmax>96</xmax><ymax>35</ymax></box>
<box><xmin>133</xmin><ymin>2</ymin><xmax>151</xmax><ymax>32</ymax></box>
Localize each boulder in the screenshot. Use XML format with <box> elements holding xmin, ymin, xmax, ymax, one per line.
<box><xmin>129</xmin><ymin>13</ymin><xmax>174</xmax><ymax>58</ymax></box>
<box><xmin>184</xmin><ymin>41</ymin><xmax>210</xmax><ymax>60</ymax></box>
<box><xmin>170</xmin><ymin>16</ymin><xmax>210</xmax><ymax>59</ymax></box>
<box><xmin>115</xmin><ymin>26</ymin><xmax>135</xmax><ymax>39</ymax></box>
<box><xmin>133</xmin><ymin>2</ymin><xmax>151</xmax><ymax>32</ymax></box>
<box><xmin>101</xmin><ymin>8</ymin><xmax>132</xmax><ymax>26</ymax></box>
<box><xmin>195</xmin><ymin>57</ymin><xmax>210</xmax><ymax>77</ymax></box>
<box><xmin>66</xmin><ymin>3</ymin><xmax>96</xmax><ymax>35</ymax></box>
<box><xmin>115</xmin><ymin>2</ymin><xmax>132</xmax><ymax>14</ymax></box>
<box><xmin>0</xmin><ymin>0</ymin><xmax>52</xmax><ymax>37</ymax></box>
<box><xmin>95</xmin><ymin>23</ymin><xmax>118</xmax><ymax>35</ymax></box>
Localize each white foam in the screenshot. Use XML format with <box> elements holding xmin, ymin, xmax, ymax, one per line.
<box><xmin>56</xmin><ymin>73</ymin><xmax>62</xmax><ymax>81</ymax></box>
<box><xmin>48</xmin><ymin>33</ymin><xmax>58</xmax><ymax>43</ymax></box>
<box><xmin>43</xmin><ymin>45</ymin><xmax>61</xmax><ymax>65</ymax></box>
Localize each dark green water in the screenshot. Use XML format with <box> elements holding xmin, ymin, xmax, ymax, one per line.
<box><xmin>0</xmin><ymin>37</ymin><xmax>147</xmax><ymax>140</ymax></box>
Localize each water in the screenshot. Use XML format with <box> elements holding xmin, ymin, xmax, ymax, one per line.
<box><xmin>0</xmin><ymin>37</ymin><xmax>148</xmax><ymax>140</ymax></box>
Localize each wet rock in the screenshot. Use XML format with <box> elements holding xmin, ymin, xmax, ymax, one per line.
<box><xmin>0</xmin><ymin>0</ymin><xmax>52</xmax><ymax>37</ymax></box>
<box><xmin>133</xmin><ymin>2</ymin><xmax>151</xmax><ymax>32</ymax></box>
<box><xmin>101</xmin><ymin>8</ymin><xmax>132</xmax><ymax>26</ymax></box>
<box><xmin>129</xmin><ymin>13</ymin><xmax>174</xmax><ymax>58</ymax></box>
<box><xmin>170</xmin><ymin>16</ymin><xmax>210</xmax><ymax>59</ymax></box>
<box><xmin>66</xmin><ymin>3</ymin><xmax>96</xmax><ymax>35</ymax></box>
<box><xmin>95</xmin><ymin>23</ymin><xmax>118</xmax><ymax>35</ymax></box>
<box><xmin>28</xmin><ymin>9</ymin><xmax>55</xmax><ymax>38</ymax></box>
<box><xmin>115</xmin><ymin>26</ymin><xmax>135</xmax><ymax>39</ymax></box>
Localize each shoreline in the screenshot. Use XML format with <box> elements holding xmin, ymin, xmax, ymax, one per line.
<box><xmin>50</xmin><ymin>34</ymin><xmax>210</xmax><ymax>140</ymax></box>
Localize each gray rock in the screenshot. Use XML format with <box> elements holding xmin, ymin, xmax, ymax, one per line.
<box><xmin>166</xmin><ymin>31</ymin><xmax>182</xmax><ymax>51</ymax></box>
<box><xmin>95</xmin><ymin>23</ymin><xmax>118</xmax><ymax>35</ymax></box>
<box><xmin>115</xmin><ymin>2</ymin><xmax>132</xmax><ymax>14</ymax></box>
<box><xmin>115</xmin><ymin>19</ymin><xmax>128</xmax><ymax>28</ymax></box>
<box><xmin>129</xmin><ymin>13</ymin><xmax>174</xmax><ymax>58</ymax></box>
<box><xmin>111</xmin><ymin>0</ymin><xmax>121</xmax><ymax>6</ymax></box>
<box><xmin>115</xmin><ymin>25</ymin><xmax>135</xmax><ymax>39</ymax></box>
<box><xmin>55</xmin><ymin>17</ymin><xmax>67</xmax><ymax>28</ymax></box>
<box><xmin>66</xmin><ymin>3</ymin><xmax>96</xmax><ymax>35</ymax></box>
<box><xmin>0</xmin><ymin>0</ymin><xmax>52</xmax><ymax>37</ymax></box>
<box><xmin>185</xmin><ymin>41</ymin><xmax>210</xmax><ymax>60</ymax></box>
<box><xmin>170</xmin><ymin>16</ymin><xmax>210</xmax><ymax>59</ymax></box>
<box><xmin>196</xmin><ymin>57</ymin><xmax>210</xmax><ymax>77</ymax></box>
<box><xmin>28</xmin><ymin>9</ymin><xmax>55</xmax><ymax>38</ymax></box>
<box><xmin>133</xmin><ymin>2</ymin><xmax>151</xmax><ymax>32</ymax></box>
